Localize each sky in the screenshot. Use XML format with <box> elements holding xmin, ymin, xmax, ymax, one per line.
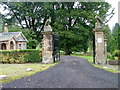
<box><xmin>105</xmin><ymin>0</ymin><xmax>119</xmax><ymax>30</ymax></box>
<box><xmin>0</xmin><ymin>0</ymin><xmax>119</xmax><ymax>30</ymax></box>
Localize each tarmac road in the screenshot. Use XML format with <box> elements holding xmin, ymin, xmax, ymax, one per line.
<box><xmin>2</xmin><ymin>55</ymin><xmax>118</xmax><ymax>88</ymax></box>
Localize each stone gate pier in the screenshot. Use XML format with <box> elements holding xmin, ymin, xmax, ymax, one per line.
<box><xmin>93</xmin><ymin>16</ymin><xmax>107</xmax><ymax>65</ymax></box>
<box><xmin>42</xmin><ymin>18</ymin><xmax>60</xmax><ymax>64</ymax></box>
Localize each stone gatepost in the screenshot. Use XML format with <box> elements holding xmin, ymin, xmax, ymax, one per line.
<box><xmin>104</xmin><ymin>38</ymin><xmax>107</xmax><ymax>63</ymax></box>
<box><xmin>42</xmin><ymin>18</ymin><xmax>54</xmax><ymax>64</ymax></box>
<box><xmin>93</xmin><ymin>16</ymin><xmax>107</xmax><ymax>65</ymax></box>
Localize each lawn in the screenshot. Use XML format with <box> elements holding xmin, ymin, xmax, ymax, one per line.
<box><xmin>72</xmin><ymin>55</ymin><xmax>118</xmax><ymax>73</ymax></box>
<box><xmin>0</xmin><ymin>62</ymin><xmax>60</xmax><ymax>83</ymax></box>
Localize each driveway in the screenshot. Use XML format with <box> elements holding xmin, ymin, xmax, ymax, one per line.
<box><xmin>2</xmin><ymin>55</ymin><xmax>118</xmax><ymax>88</ymax></box>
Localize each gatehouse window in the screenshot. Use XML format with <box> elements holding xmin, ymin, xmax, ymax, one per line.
<box><xmin>23</xmin><ymin>44</ymin><xmax>26</xmax><ymax>49</ymax></box>
<box><xmin>19</xmin><ymin>44</ymin><xmax>22</xmax><ymax>49</ymax></box>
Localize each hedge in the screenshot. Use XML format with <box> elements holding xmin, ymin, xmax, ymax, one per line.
<box><xmin>0</xmin><ymin>49</ymin><xmax>42</xmax><ymax>64</ymax></box>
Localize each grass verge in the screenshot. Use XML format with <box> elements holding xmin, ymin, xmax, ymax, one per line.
<box><xmin>72</xmin><ymin>55</ymin><xmax>118</xmax><ymax>73</ymax></box>
<box><xmin>0</xmin><ymin>61</ymin><xmax>60</xmax><ymax>84</ymax></box>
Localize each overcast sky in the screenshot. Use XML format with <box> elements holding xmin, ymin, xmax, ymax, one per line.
<box><xmin>105</xmin><ymin>0</ymin><xmax>119</xmax><ymax>30</ymax></box>
<box><xmin>0</xmin><ymin>1</ymin><xmax>119</xmax><ymax>30</ymax></box>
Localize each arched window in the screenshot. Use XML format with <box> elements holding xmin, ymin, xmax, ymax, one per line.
<box><xmin>10</xmin><ymin>41</ymin><xmax>14</xmax><ymax>50</ymax></box>
<box><xmin>1</xmin><ymin>43</ymin><xmax>6</xmax><ymax>50</ymax></box>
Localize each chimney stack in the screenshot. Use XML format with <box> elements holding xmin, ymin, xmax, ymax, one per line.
<box><xmin>4</xmin><ymin>23</ymin><xmax>8</xmax><ymax>33</ymax></box>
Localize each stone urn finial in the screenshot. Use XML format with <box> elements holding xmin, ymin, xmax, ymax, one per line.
<box><xmin>95</xmin><ymin>16</ymin><xmax>103</xmax><ymax>29</ymax></box>
<box><xmin>45</xmin><ymin>17</ymin><xmax>51</xmax><ymax>26</ymax></box>
<box><xmin>44</xmin><ymin>17</ymin><xmax>52</xmax><ymax>32</ymax></box>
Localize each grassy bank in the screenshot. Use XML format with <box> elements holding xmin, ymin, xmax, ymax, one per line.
<box><xmin>72</xmin><ymin>55</ymin><xmax>118</xmax><ymax>73</ymax></box>
<box><xmin>1</xmin><ymin>62</ymin><xmax>60</xmax><ymax>83</ymax></box>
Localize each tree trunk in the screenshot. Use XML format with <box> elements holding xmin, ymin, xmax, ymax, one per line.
<box><xmin>65</xmin><ymin>49</ymin><xmax>72</xmax><ymax>55</ymax></box>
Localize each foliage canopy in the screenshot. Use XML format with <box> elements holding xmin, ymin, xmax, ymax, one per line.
<box><xmin>1</xmin><ymin>2</ymin><xmax>114</xmax><ymax>54</ymax></box>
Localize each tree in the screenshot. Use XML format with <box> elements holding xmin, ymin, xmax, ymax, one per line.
<box><xmin>53</xmin><ymin>2</ymin><xmax>114</xmax><ymax>54</ymax></box>
<box><xmin>0</xmin><ymin>13</ymin><xmax>4</xmax><ymax>32</ymax></box>
<box><xmin>1</xmin><ymin>2</ymin><xmax>114</xmax><ymax>54</ymax></box>
<box><xmin>111</xmin><ymin>23</ymin><xmax>120</xmax><ymax>52</ymax></box>
<box><xmin>104</xmin><ymin>25</ymin><xmax>112</xmax><ymax>52</ymax></box>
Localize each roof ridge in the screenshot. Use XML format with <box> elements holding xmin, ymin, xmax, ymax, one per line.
<box><xmin>0</xmin><ymin>31</ymin><xmax>22</xmax><ymax>34</ymax></box>
<box><xmin>0</xmin><ymin>31</ymin><xmax>28</xmax><ymax>42</ymax></box>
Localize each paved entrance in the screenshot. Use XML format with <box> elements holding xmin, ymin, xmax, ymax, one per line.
<box><xmin>3</xmin><ymin>56</ymin><xmax>118</xmax><ymax>88</ymax></box>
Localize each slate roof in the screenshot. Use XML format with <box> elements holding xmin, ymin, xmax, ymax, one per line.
<box><xmin>0</xmin><ymin>32</ymin><xmax>28</xmax><ymax>42</ymax></box>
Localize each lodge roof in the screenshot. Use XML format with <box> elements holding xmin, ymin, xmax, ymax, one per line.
<box><xmin>0</xmin><ymin>32</ymin><xmax>28</xmax><ymax>42</ymax></box>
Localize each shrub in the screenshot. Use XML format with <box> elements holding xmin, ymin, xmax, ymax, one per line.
<box><xmin>114</xmin><ymin>50</ymin><xmax>120</xmax><ymax>57</ymax></box>
<box><xmin>112</xmin><ymin>50</ymin><xmax>120</xmax><ymax>60</ymax></box>
<box><xmin>107</xmin><ymin>53</ymin><xmax>114</xmax><ymax>60</ymax></box>
<box><xmin>60</xmin><ymin>50</ymin><xmax>65</xmax><ymax>55</ymax></box>
<box><xmin>0</xmin><ymin>49</ymin><xmax>42</xmax><ymax>64</ymax></box>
